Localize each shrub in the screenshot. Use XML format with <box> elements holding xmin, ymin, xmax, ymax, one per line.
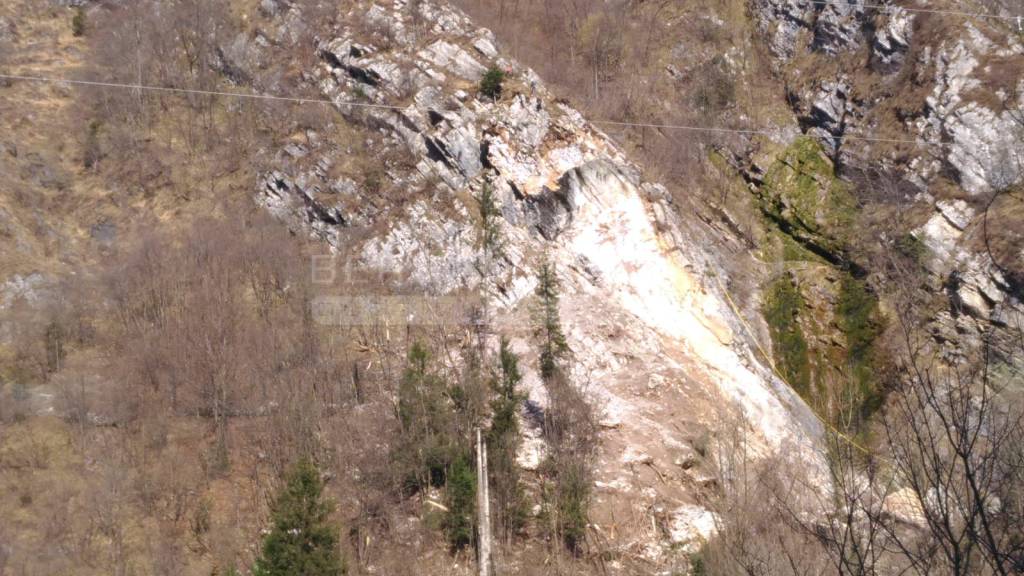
<box><xmin>539</xmin><ymin>369</ymin><xmax>596</xmax><ymax>556</ymax></box>
<box><xmin>895</xmin><ymin>232</ymin><xmax>926</xmax><ymax>264</ymax></box>
<box><xmin>44</xmin><ymin>320</ymin><xmax>66</xmax><ymax>373</ymax></box>
<box><xmin>71</xmin><ymin>7</ymin><xmax>86</xmax><ymax>37</ymax></box>
<box><xmin>690</xmin><ymin>551</ymin><xmax>707</xmax><ymax>576</ymax></box>
<box><xmin>189</xmin><ymin>498</ymin><xmax>211</xmax><ymax>550</ymax></box>
<box><xmin>479</xmin><ymin>67</ymin><xmax>505</xmax><ymax>100</ymax></box>
<box><xmin>83</xmin><ymin>120</ymin><xmax>102</xmax><ymax>169</ymax></box>
<box><xmin>692</xmin><ymin>56</ymin><xmax>735</xmax><ymax>114</ymax></box>
<box><xmin>556</xmin><ymin>459</ymin><xmax>590</xmax><ymax>554</ymax></box>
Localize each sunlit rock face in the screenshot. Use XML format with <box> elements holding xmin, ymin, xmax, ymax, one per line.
<box><xmin>916</xmin><ymin>27</ymin><xmax>1024</xmax><ymax>196</ymax></box>
<box><xmin>746</xmin><ymin>0</ymin><xmax>1024</xmax><ymax>366</ymax></box>
<box><xmin>256</xmin><ymin>0</ymin><xmax>825</xmax><ymax>563</ymax></box>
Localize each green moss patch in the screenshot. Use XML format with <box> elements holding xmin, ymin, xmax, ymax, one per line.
<box><xmin>763</xmin><ymin>269</ymin><xmax>885</xmax><ymax>427</ymax></box>
<box><xmin>836</xmin><ymin>275</ymin><xmax>885</xmax><ymax>419</ymax></box>
<box><xmin>758</xmin><ymin>137</ymin><xmax>857</xmax><ymax>258</ymax></box>
<box><xmin>763</xmin><ymin>275</ymin><xmax>812</xmax><ymax>397</ymax></box>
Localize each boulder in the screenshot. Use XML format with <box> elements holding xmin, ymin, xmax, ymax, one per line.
<box><xmin>918</xmin><ymin>210</ymin><xmax>962</xmax><ymax>272</ymax></box>
<box><xmin>882</xmin><ymin>487</ymin><xmax>927</xmax><ymax>528</ymax></box>
<box><xmin>956</xmin><ymin>257</ymin><xmax>1008</xmax><ymax>318</ymax></box>
<box><xmin>419</xmin><ymin>39</ymin><xmax>487</xmax><ymax>80</ymax></box>
<box><xmin>936</xmin><ymin>199</ymin><xmax>973</xmax><ymax>231</ymax></box>
<box><xmin>749</xmin><ymin>0</ymin><xmax>816</xmax><ymax>59</ymax></box>
<box><xmin>872</xmin><ymin>8</ymin><xmax>913</xmax><ymax>71</ymax></box>
<box><xmin>812</xmin><ymin>0</ymin><xmax>866</xmax><ymax>55</ymax></box>
<box><xmin>259</xmin><ymin>0</ymin><xmax>287</xmax><ymax>17</ymax></box>
<box><xmin>472</xmin><ymin>35</ymin><xmax>498</xmax><ymax>59</ymax></box>
<box><xmin>667</xmin><ymin>504</ymin><xmax>718</xmax><ymax>553</ymax></box>
<box><xmin>0</xmin><ymin>273</ymin><xmax>49</xmax><ymax>310</ymax></box>
<box><xmin>211</xmin><ymin>33</ymin><xmax>264</xmax><ymax>85</ymax></box>
<box><xmin>437</xmin><ymin>123</ymin><xmax>483</xmax><ymax>177</ymax></box>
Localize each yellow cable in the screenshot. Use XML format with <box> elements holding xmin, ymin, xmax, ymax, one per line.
<box><xmin>711</xmin><ymin>274</ymin><xmax>872</xmax><ymax>454</ymax></box>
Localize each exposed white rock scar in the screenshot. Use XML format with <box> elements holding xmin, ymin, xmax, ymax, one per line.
<box><xmin>564</xmin><ymin>162</ymin><xmax>815</xmax><ymax>448</ymax></box>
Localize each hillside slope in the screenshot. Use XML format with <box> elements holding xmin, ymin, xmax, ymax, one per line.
<box><xmin>1</xmin><ymin>0</ymin><xmax>1022</xmax><ymax>574</ymax></box>
<box><xmin>257</xmin><ymin>0</ymin><xmax>826</xmax><ymax>563</ymax></box>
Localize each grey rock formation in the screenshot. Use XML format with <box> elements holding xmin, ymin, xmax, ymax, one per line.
<box><xmin>259</xmin><ymin>0</ymin><xmax>287</xmax><ymax>17</ymax></box>
<box><xmin>751</xmin><ymin>2</ymin><xmax>1023</xmax><ymax>197</ymax></box>
<box><xmin>812</xmin><ymin>0</ymin><xmax>865</xmax><ymax>55</ymax></box>
<box><xmin>472</xmin><ymin>34</ymin><xmax>498</xmax><ymax>59</ymax></box>
<box><xmin>0</xmin><ymin>17</ymin><xmax>16</xmax><ymax>43</ymax></box>
<box><xmin>916</xmin><ymin>27</ymin><xmax>1024</xmax><ymax>195</ymax></box>
<box><xmin>750</xmin><ymin>0</ymin><xmax>815</xmax><ymax>58</ymax></box>
<box><xmin>750</xmin><ymin>0</ymin><xmax>868</xmax><ymax>59</ymax></box>
<box><xmin>419</xmin><ymin>39</ymin><xmax>487</xmax><ymax>81</ymax></box>
<box><xmin>0</xmin><ymin>273</ymin><xmax>49</xmax><ymax>311</ymax></box>
<box><xmin>747</xmin><ymin>0</ymin><xmax>1023</xmax><ymax>376</ymax></box>
<box><xmin>20</xmin><ymin>153</ymin><xmax>70</xmax><ymax>191</ymax></box>
<box><xmin>523</xmin><ymin>175</ymin><xmax>576</xmax><ymax>240</ymax></box>
<box><xmin>872</xmin><ymin>8</ymin><xmax>913</xmax><ymax>71</ymax></box>
<box><xmin>936</xmin><ymin>199</ymin><xmax>973</xmax><ymax>231</ymax></box>
<box><xmin>804</xmin><ymin>77</ymin><xmax>850</xmax><ymax>154</ymax></box>
<box><xmin>212</xmin><ymin>33</ymin><xmax>264</xmax><ymax>85</ymax></box>
<box><xmin>256</xmin><ymin>1</ymin><xmax>827</xmax><ymax>563</ymax></box>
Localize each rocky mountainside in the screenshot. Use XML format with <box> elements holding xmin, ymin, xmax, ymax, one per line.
<box><xmin>742</xmin><ymin>0</ymin><xmax>1023</xmax><ymax>376</ymax></box>
<box><xmin>256</xmin><ymin>0</ymin><xmax>824</xmax><ymax>562</ymax></box>
<box><xmin>251</xmin><ymin>0</ymin><xmax>1024</xmax><ymax>565</ymax></box>
<box><xmin>446</xmin><ymin>0</ymin><xmax>1022</xmax><ymax>423</ymax></box>
<box><xmin>1</xmin><ymin>0</ymin><xmax>1022</xmax><ymax>574</ymax></box>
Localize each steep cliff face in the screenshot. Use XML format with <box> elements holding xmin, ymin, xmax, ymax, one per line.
<box><xmin>741</xmin><ymin>1</ymin><xmax>1024</xmax><ymax>378</ymax></box>
<box><xmin>256</xmin><ymin>0</ymin><xmax>824</xmax><ymax>563</ymax></box>
<box><xmin>752</xmin><ymin>0</ymin><xmax>1023</xmax><ymax>192</ymax></box>
<box><xmin>435</xmin><ymin>0</ymin><xmax>1022</xmax><ymax>423</ymax></box>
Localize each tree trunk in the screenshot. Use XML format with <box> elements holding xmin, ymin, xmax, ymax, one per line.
<box><xmin>477</xmin><ymin>429</ymin><xmax>493</xmax><ymax>576</ymax></box>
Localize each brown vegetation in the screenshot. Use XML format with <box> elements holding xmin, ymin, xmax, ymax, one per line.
<box><xmin>700</xmin><ymin>312</ymin><xmax>1024</xmax><ymax>576</ymax></box>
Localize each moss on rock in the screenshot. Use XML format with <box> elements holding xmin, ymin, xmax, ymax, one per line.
<box><xmin>757</xmin><ymin>136</ymin><xmax>857</xmax><ymax>258</ymax></box>
<box><xmin>764</xmin><ymin>274</ymin><xmax>812</xmax><ymax>398</ymax></box>
<box><xmin>753</xmin><ymin>136</ymin><xmax>889</xmax><ymax>428</ymax></box>
<box><xmin>836</xmin><ymin>275</ymin><xmax>885</xmax><ymax>419</ymax></box>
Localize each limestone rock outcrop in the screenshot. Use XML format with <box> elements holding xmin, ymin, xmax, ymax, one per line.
<box><xmin>256</xmin><ymin>0</ymin><xmax>826</xmax><ymax>564</ymax></box>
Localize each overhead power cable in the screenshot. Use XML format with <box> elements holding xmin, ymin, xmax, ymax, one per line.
<box><xmin>806</xmin><ymin>0</ymin><xmax>1022</xmax><ymax>22</ymax></box>
<box><xmin>0</xmin><ymin>73</ymin><xmax>946</xmax><ymax>148</ymax></box>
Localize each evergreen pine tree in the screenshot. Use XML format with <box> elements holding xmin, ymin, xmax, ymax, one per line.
<box><xmin>71</xmin><ymin>7</ymin><xmax>86</xmax><ymax>37</ymax></box>
<box><xmin>534</xmin><ymin>255</ymin><xmax>569</xmax><ymax>380</ymax></box>
<box><xmin>478</xmin><ymin>66</ymin><xmax>505</xmax><ymax>100</ymax></box>
<box><xmin>477</xmin><ymin>182</ymin><xmax>504</xmax><ymax>258</ymax></box>
<box><xmin>395</xmin><ymin>342</ymin><xmax>452</xmax><ymax>489</ymax></box>
<box><xmin>444</xmin><ymin>452</ymin><xmax>477</xmax><ymax>551</ymax></box>
<box><xmin>253</xmin><ymin>458</ymin><xmax>345</xmax><ymax>576</ymax></box>
<box><xmin>487</xmin><ymin>338</ymin><xmax>527</xmax><ymax>542</ymax></box>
